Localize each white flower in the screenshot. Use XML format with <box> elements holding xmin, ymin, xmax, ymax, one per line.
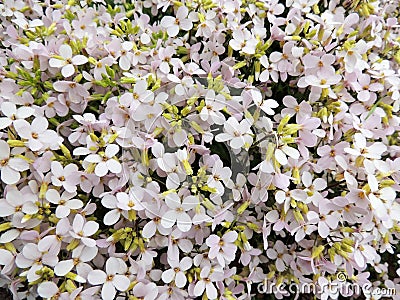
<box><xmin>14</xmin><ymin>117</ymin><xmax>59</xmax><ymax>152</ymax></box>
<box><xmin>0</xmin><ymin>140</ymin><xmax>29</xmax><ymax>185</ymax></box>
<box><xmin>84</xmin><ymin>144</ymin><xmax>122</xmax><ymax>177</ymax></box>
<box><xmin>88</xmin><ymin>257</ymin><xmax>130</xmax><ymax>300</ymax></box>
<box><xmin>161</xmin><ymin>193</ymin><xmax>198</xmax><ymax>232</ymax></box>
<box><xmin>215</xmin><ymin>117</ymin><xmax>253</xmax><ymax>150</ymax></box>
<box><xmin>49</xmin><ymin>44</ymin><xmax>88</xmax><ymax>77</ymax></box>
<box><xmin>0</xmin><ymin>102</ymin><xmax>34</xmax><ymax>129</ymax></box>
<box><xmin>45</xmin><ymin>189</ymin><xmax>83</xmax><ymax>219</ymax></box>
<box><xmin>344</xmin><ymin>133</ymin><xmax>387</xmax><ymax>160</ymax></box>
<box><xmin>161</xmin><ymin>257</ymin><xmax>192</xmax><ymax>288</ymax></box>
<box><xmin>229</xmin><ymin>29</ymin><xmax>258</xmax><ymax>54</ymax></box>
<box><xmin>160</xmin><ymin>6</ymin><xmax>193</xmax><ymax>37</ymax></box>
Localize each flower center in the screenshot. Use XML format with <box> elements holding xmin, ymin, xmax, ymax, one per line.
<box><xmin>106</xmin><ymin>274</ymin><xmax>114</xmax><ymax>281</ymax></box>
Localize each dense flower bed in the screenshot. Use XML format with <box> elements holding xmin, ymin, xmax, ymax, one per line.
<box><xmin>0</xmin><ymin>0</ymin><xmax>399</xmax><ymax>299</ymax></box>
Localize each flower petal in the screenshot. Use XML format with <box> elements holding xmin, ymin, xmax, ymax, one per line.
<box><xmin>88</xmin><ymin>270</ymin><xmax>106</xmax><ymax>285</ymax></box>
<box><xmin>54</xmin><ymin>260</ymin><xmax>74</xmax><ymax>276</ymax></box>
<box><xmin>61</xmin><ymin>64</ymin><xmax>75</xmax><ymax>77</ymax></box>
<box><xmin>113</xmin><ymin>275</ymin><xmax>130</xmax><ymax>291</ymax></box>
<box><xmin>175</xmin><ymin>271</ymin><xmax>187</xmax><ymax>288</ymax></box>
<box><xmin>102</xmin><ymin>281</ymin><xmax>116</xmax><ymax>300</ymax></box>
<box><xmin>72</xmin><ymin>55</ymin><xmax>88</xmax><ymax>65</ymax></box>
<box><xmin>161</xmin><ymin>211</ymin><xmax>177</xmax><ymax>228</ymax></box>
<box><xmin>38</xmin><ymin>282</ymin><xmax>58</xmax><ymax>298</ymax></box>
<box><xmin>176</xmin><ymin>212</ymin><xmax>192</xmax><ymax>232</ymax></box>
<box><xmin>161</xmin><ymin>269</ymin><xmax>175</xmax><ymax>284</ymax></box>
<box><xmin>59</xmin><ymin>44</ymin><xmax>72</xmax><ymax>58</ymax></box>
<box><xmin>83</xmin><ymin>221</ymin><xmax>99</xmax><ymax>236</ymax></box>
<box><xmin>104</xmin><ymin>210</ymin><xmax>120</xmax><ymax>226</ymax></box>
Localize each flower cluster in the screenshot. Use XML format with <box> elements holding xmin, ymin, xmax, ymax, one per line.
<box><xmin>0</xmin><ymin>0</ymin><xmax>399</xmax><ymax>299</ymax></box>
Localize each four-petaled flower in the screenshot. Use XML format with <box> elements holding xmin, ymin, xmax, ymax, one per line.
<box><xmin>49</xmin><ymin>44</ymin><xmax>88</xmax><ymax>77</ymax></box>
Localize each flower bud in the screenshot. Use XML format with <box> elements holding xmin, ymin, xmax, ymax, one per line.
<box><xmin>0</xmin><ymin>222</ymin><xmax>12</xmax><ymax>232</ymax></box>
<box><xmin>237</xmin><ymin>201</ymin><xmax>250</xmax><ymax>215</ymax></box>
<box><xmin>311</xmin><ymin>245</ymin><xmax>324</xmax><ymax>259</ymax></box>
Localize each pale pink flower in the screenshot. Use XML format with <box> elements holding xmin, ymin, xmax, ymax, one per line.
<box><xmin>267</xmin><ymin>240</ymin><xmax>292</xmax><ymax>272</ymax></box>
<box><xmin>0</xmin><ymin>248</ymin><xmax>15</xmax><ymax>275</ymax></box>
<box><xmin>340</xmin><ymin>40</ymin><xmax>369</xmax><ymax>73</ymax></box>
<box><xmin>53</xmin><ymin>80</ymin><xmax>89</xmax><ymax>103</ymax></box>
<box><xmin>49</xmin><ymin>44</ymin><xmax>88</xmax><ymax>77</ymax></box>
<box><xmin>0</xmin><ymin>188</ymin><xmax>38</xmax><ymax>218</ymax></box>
<box><xmin>302</xmin><ymin>53</ymin><xmax>335</xmax><ymax>74</ymax></box>
<box><xmin>69</xmin><ymin>214</ymin><xmax>99</xmax><ymax>247</ymax></box>
<box><xmin>269</xmin><ymin>41</ymin><xmax>298</xmax><ymax>81</ymax></box>
<box><xmin>50</xmin><ymin>161</ymin><xmax>80</xmax><ymax>193</ymax></box>
<box><xmin>348</xmin><ymin>73</ymin><xmax>384</xmax><ymax>102</ymax></box>
<box><xmin>275</xmin><ymin>189</ymin><xmax>308</xmax><ymax>213</ymax></box>
<box><xmin>160</xmin><ymin>6</ymin><xmax>193</xmax><ymax>37</ymax></box>
<box><xmin>38</xmin><ymin>217</ymin><xmax>71</xmax><ymax>253</ymax></box>
<box><xmin>193</xmin><ymin>266</ymin><xmax>224</xmax><ymax>299</ymax></box>
<box><xmin>101</xmin><ymin>194</ymin><xmax>122</xmax><ymax>225</ymax></box>
<box><xmin>344</xmin><ymin>133</ymin><xmax>387</xmax><ymax>160</ymax></box>
<box><xmin>92</xmin><ymin>57</ymin><xmax>114</xmax><ymax>80</ymax></box>
<box><xmin>215</xmin><ymin>117</ymin><xmax>253</xmax><ymax>150</ymax></box>
<box><xmin>0</xmin><ymin>101</ymin><xmax>34</xmax><ymax>129</ymax></box>
<box><xmin>281</xmin><ymin>95</ymin><xmax>312</xmax><ymax>119</ymax></box>
<box><xmin>300</xmin><ymin>68</ymin><xmax>341</xmax><ymax>89</ymax></box>
<box><xmin>206</xmin><ymin>231</ymin><xmax>238</xmax><ymax>266</ymax></box>
<box><xmin>84</xmin><ymin>144</ymin><xmax>122</xmax><ymax>177</ymax></box>
<box><xmin>0</xmin><ymin>140</ymin><xmax>29</xmax><ymax>185</ymax></box>
<box><xmin>199</xmin><ymin>90</ymin><xmax>226</xmax><ymax>125</ymax></box>
<box><xmin>88</xmin><ymin>257</ymin><xmax>130</xmax><ymax>300</ymax></box>
<box><xmin>162</xmin><ymin>257</ymin><xmax>192</xmax><ymax>288</ymax></box>
<box><xmin>131</xmin><ymin>282</ymin><xmax>158</xmax><ymax>300</ymax></box>
<box><xmin>116</xmin><ymin>189</ymin><xmax>145</xmax><ymax>212</ymax></box>
<box><xmin>141</xmin><ymin>200</ymin><xmax>171</xmax><ymax>238</ymax></box>
<box><xmin>161</xmin><ymin>193</ymin><xmax>198</xmax><ymax>232</ymax></box>
<box><xmin>15</xmin><ymin>243</ymin><xmax>58</xmax><ymax>283</ymax></box>
<box><xmin>45</xmin><ymin>189</ymin><xmax>83</xmax><ymax>219</ymax></box>
<box><xmin>229</xmin><ymin>29</ymin><xmax>258</xmax><ymax>55</ymax></box>
<box><xmin>54</xmin><ymin>244</ymin><xmax>97</xmax><ymax>279</ymax></box>
<box><xmin>258</xmin><ymin>55</ymin><xmax>272</xmax><ymax>82</ymax></box>
<box><xmin>196</xmin><ymin>10</ymin><xmax>216</xmax><ymax>38</ymax></box>
<box><xmin>132</xmin><ymin>80</ymin><xmax>154</xmax><ymax>103</ymax></box>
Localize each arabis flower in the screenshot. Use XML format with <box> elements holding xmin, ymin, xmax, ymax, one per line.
<box><xmin>49</xmin><ymin>44</ymin><xmax>88</xmax><ymax>77</ymax></box>
<box><xmin>88</xmin><ymin>257</ymin><xmax>130</xmax><ymax>300</ymax></box>
<box><xmin>215</xmin><ymin>117</ymin><xmax>253</xmax><ymax>150</ymax></box>
<box><xmin>160</xmin><ymin>6</ymin><xmax>193</xmax><ymax>37</ymax></box>
<box><xmin>206</xmin><ymin>231</ymin><xmax>238</xmax><ymax>266</ymax></box>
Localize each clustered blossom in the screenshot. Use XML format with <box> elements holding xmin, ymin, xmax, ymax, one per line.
<box><xmin>0</xmin><ymin>0</ymin><xmax>399</xmax><ymax>299</ymax></box>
